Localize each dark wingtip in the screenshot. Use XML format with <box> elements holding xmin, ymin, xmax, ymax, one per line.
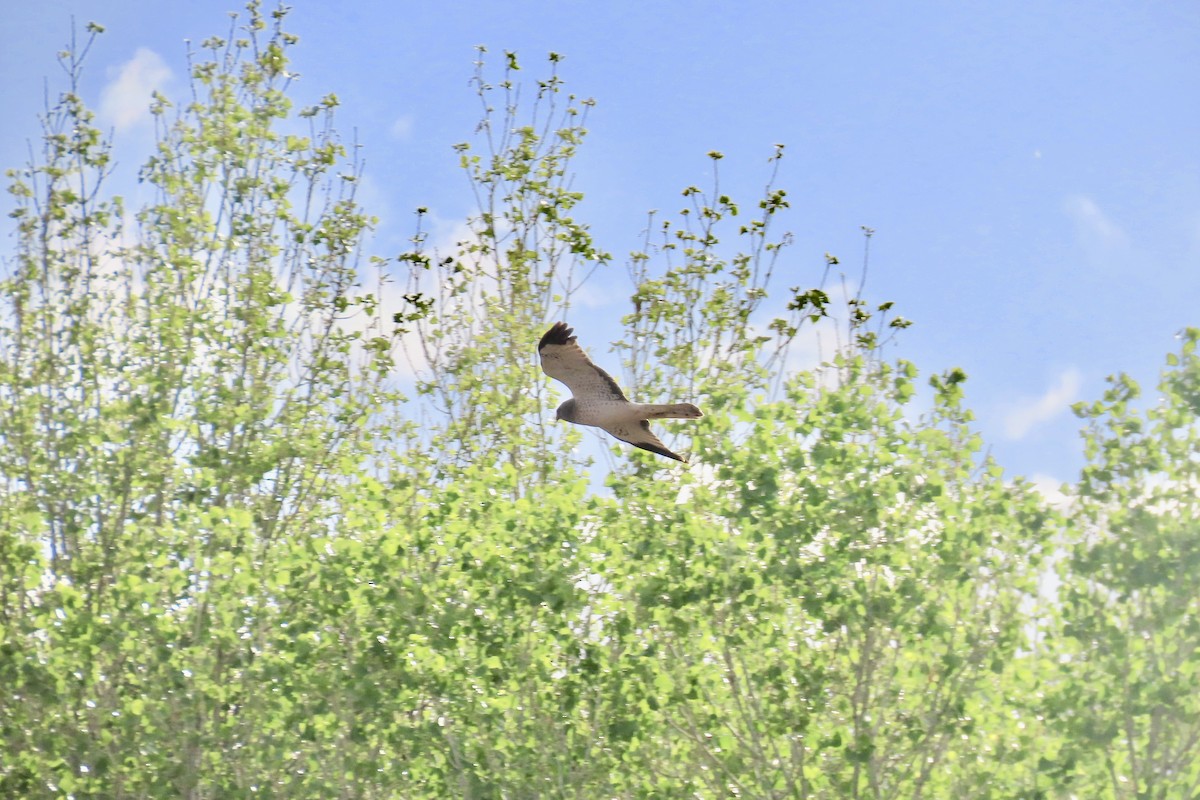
<box><xmin>538</xmin><ymin>321</ymin><xmax>575</xmax><ymax>352</ymax></box>
<box><xmin>630</xmin><ymin>440</ymin><xmax>687</xmax><ymax>463</ymax></box>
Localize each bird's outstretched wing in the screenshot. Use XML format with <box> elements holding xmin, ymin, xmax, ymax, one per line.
<box><xmin>538</xmin><ymin>322</ymin><xmax>627</xmax><ymax>401</ymax></box>
<box><xmin>604</xmin><ymin>420</ymin><xmax>686</xmax><ymax>463</ymax></box>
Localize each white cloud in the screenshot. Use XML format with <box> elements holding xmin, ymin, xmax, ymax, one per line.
<box><xmin>1027</xmin><ymin>473</ymin><xmax>1071</xmax><ymax>511</ymax></box>
<box><xmin>1003</xmin><ymin>368</ymin><xmax>1082</xmax><ymax>440</ymax></box>
<box><xmin>1063</xmin><ymin>194</ymin><xmax>1128</xmax><ymax>251</ymax></box>
<box><xmin>100</xmin><ymin>48</ymin><xmax>171</xmax><ymax>132</ymax></box>
<box><xmin>351</xmin><ymin>173</ymin><xmax>393</xmax><ymax>225</ymax></box>
<box><xmin>389</xmin><ymin>114</ymin><xmax>415</xmax><ymax>140</ymax></box>
<box><xmin>569</xmin><ymin>276</ymin><xmax>622</xmax><ymax>309</ymax></box>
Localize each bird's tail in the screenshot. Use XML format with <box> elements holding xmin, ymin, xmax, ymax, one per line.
<box><xmin>639</xmin><ymin>402</ymin><xmax>703</xmax><ymax>420</ymax></box>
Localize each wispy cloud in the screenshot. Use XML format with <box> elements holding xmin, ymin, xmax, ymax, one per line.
<box><xmin>1003</xmin><ymin>368</ymin><xmax>1082</xmax><ymax>440</ymax></box>
<box><xmin>100</xmin><ymin>48</ymin><xmax>171</xmax><ymax>133</ymax></box>
<box><xmin>1063</xmin><ymin>194</ymin><xmax>1128</xmax><ymax>252</ymax></box>
<box><xmin>389</xmin><ymin>114</ymin><xmax>415</xmax><ymax>140</ymax></box>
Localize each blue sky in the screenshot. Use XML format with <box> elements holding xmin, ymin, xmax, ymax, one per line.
<box><xmin>4</xmin><ymin>1</ymin><xmax>1198</xmax><ymax>488</ymax></box>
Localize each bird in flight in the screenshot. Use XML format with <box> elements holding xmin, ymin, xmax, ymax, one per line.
<box><xmin>538</xmin><ymin>322</ymin><xmax>702</xmax><ymax>463</ymax></box>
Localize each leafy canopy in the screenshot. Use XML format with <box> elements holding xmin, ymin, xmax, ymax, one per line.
<box><xmin>1</xmin><ymin>5</ymin><xmax>1195</xmax><ymax>798</ymax></box>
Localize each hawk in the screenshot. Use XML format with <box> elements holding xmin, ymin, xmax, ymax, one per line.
<box><xmin>538</xmin><ymin>322</ymin><xmax>702</xmax><ymax>463</ymax></box>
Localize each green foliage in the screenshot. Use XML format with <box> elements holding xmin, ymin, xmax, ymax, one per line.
<box><xmin>1</xmin><ymin>5</ymin><xmax>407</xmax><ymax>796</ymax></box>
<box><xmin>595</xmin><ymin>354</ymin><xmax>1053</xmax><ymax>798</ymax></box>
<box><xmin>1044</xmin><ymin>328</ymin><xmax>1200</xmax><ymax>799</ymax></box>
<box><xmin>1</xmin><ymin>5</ymin><xmax>1195</xmax><ymax>798</ymax></box>
<box><xmin>398</xmin><ymin>44</ymin><xmax>608</xmax><ymax>485</ymax></box>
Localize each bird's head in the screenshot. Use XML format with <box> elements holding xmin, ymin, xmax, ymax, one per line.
<box><xmin>555</xmin><ymin>398</ymin><xmax>576</xmax><ymax>422</ymax></box>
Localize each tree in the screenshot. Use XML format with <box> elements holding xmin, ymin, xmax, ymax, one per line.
<box><xmin>397</xmin><ymin>46</ymin><xmax>608</xmax><ymax>485</ymax></box>
<box><xmin>1045</xmin><ymin>328</ymin><xmax>1200</xmax><ymax>800</ymax></box>
<box><xmin>2</xmin><ymin>3</ymin><xmax>1191</xmax><ymax>798</ymax></box>
<box><xmin>0</xmin><ymin>5</ymin><xmax>405</xmax><ymax>795</ymax></box>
